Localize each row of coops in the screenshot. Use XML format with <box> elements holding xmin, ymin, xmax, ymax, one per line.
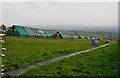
<box><xmin>6</xmin><ymin>25</ymin><xmax>95</xmax><ymax>39</ymax></box>
<box><xmin>6</xmin><ymin>25</ymin><xmax>53</xmax><ymax>38</ymax></box>
<box><xmin>49</xmin><ymin>30</ymin><xmax>79</xmax><ymax>39</ymax></box>
<box><xmin>52</xmin><ymin>32</ymin><xmax>64</xmax><ymax>39</ymax></box>
<box><xmin>49</xmin><ymin>30</ymin><xmax>93</xmax><ymax>39</ymax></box>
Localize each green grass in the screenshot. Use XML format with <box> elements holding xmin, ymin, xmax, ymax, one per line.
<box><xmin>20</xmin><ymin>43</ymin><xmax>119</xmax><ymax>76</ymax></box>
<box><xmin>2</xmin><ymin>36</ymin><xmax>106</xmax><ymax>71</ymax></box>
<box><xmin>0</xmin><ymin>44</ymin><xmax>2</xmax><ymax>65</ymax></box>
<box><xmin>0</xmin><ymin>57</ymin><xmax>2</xmax><ymax>64</ymax></box>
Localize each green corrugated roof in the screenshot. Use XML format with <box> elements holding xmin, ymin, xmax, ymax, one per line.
<box><xmin>30</xmin><ymin>28</ymin><xmax>42</xmax><ymax>36</ymax></box>
<box><xmin>80</xmin><ymin>36</ymin><xmax>85</xmax><ymax>39</ymax></box>
<box><xmin>42</xmin><ymin>29</ymin><xmax>52</xmax><ymax>38</ymax></box>
<box><xmin>72</xmin><ymin>35</ymin><xmax>79</xmax><ymax>39</ymax></box>
<box><xmin>37</xmin><ymin>29</ymin><xmax>47</xmax><ymax>38</ymax></box>
<box><xmin>58</xmin><ymin>32</ymin><xmax>64</xmax><ymax>38</ymax></box>
<box><xmin>14</xmin><ymin>25</ymin><xmax>28</xmax><ymax>37</ymax></box>
<box><xmin>23</xmin><ymin>27</ymin><xmax>35</xmax><ymax>36</ymax></box>
<box><xmin>64</xmin><ymin>34</ymin><xmax>71</xmax><ymax>39</ymax></box>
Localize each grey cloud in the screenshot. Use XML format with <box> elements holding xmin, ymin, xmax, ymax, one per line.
<box><xmin>2</xmin><ymin>2</ymin><xmax>118</xmax><ymax>31</ymax></box>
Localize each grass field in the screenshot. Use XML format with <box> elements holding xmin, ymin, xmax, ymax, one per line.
<box><xmin>2</xmin><ymin>36</ymin><xmax>106</xmax><ymax>71</ymax></box>
<box><xmin>20</xmin><ymin>43</ymin><xmax>119</xmax><ymax>76</ymax></box>
<box><xmin>0</xmin><ymin>43</ymin><xmax>2</xmax><ymax>65</ymax></box>
<box><xmin>0</xmin><ymin>57</ymin><xmax>1</xmax><ymax>63</ymax></box>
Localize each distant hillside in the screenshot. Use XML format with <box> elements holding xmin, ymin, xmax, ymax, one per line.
<box><xmin>35</xmin><ymin>25</ymin><xmax>118</xmax><ymax>33</ymax></box>
<box><xmin>48</xmin><ymin>29</ymin><xmax>118</xmax><ymax>41</ymax></box>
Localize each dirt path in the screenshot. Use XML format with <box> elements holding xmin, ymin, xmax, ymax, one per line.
<box><xmin>4</xmin><ymin>44</ymin><xmax>109</xmax><ymax>76</ymax></box>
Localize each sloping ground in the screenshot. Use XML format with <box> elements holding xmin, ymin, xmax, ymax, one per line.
<box><xmin>2</xmin><ymin>36</ymin><xmax>105</xmax><ymax>71</ymax></box>
<box><xmin>4</xmin><ymin>44</ymin><xmax>109</xmax><ymax>76</ymax></box>
<box><xmin>20</xmin><ymin>43</ymin><xmax>119</xmax><ymax>76</ymax></box>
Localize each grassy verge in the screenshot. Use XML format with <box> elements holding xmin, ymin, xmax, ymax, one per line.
<box><xmin>0</xmin><ymin>57</ymin><xmax>2</xmax><ymax>64</ymax></box>
<box><xmin>3</xmin><ymin>36</ymin><xmax>105</xmax><ymax>71</ymax></box>
<box><xmin>20</xmin><ymin>43</ymin><xmax>119</xmax><ymax>76</ymax></box>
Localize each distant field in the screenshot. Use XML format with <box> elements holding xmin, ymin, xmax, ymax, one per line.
<box><xmin>20</xmin><ymin>43</ymin><xmax>119</xmax><ymax>76</ymax></box>
<box><xmin>2</xmin><ymin>36</ymin><xmax>106</xmax><ymax>71</ymax></box>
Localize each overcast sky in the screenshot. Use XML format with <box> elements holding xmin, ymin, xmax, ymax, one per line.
<box><xmin>0</xmin><ymin>1</ymin><xmax>118</xmax><ymax>32</ymax></box>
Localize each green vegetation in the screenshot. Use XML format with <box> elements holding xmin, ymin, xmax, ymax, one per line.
<box><xmin>0</xmin><ymin>44</ymin><xmax>2</xmax><ymax>64</ymax></box>
<box><xmin>3</xmin><ymin>36</ymin><xmax>105</xmax><ymax>71</ymax></box>
<box><xmin>20</xmin><ymin>43</ymin><xmax>119</xmax><ymax>76</ymax></box>
<box><xmin>0</xmin><ymin>57</ymin><xmax>2</xmax><ymax>64</ymax></box>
